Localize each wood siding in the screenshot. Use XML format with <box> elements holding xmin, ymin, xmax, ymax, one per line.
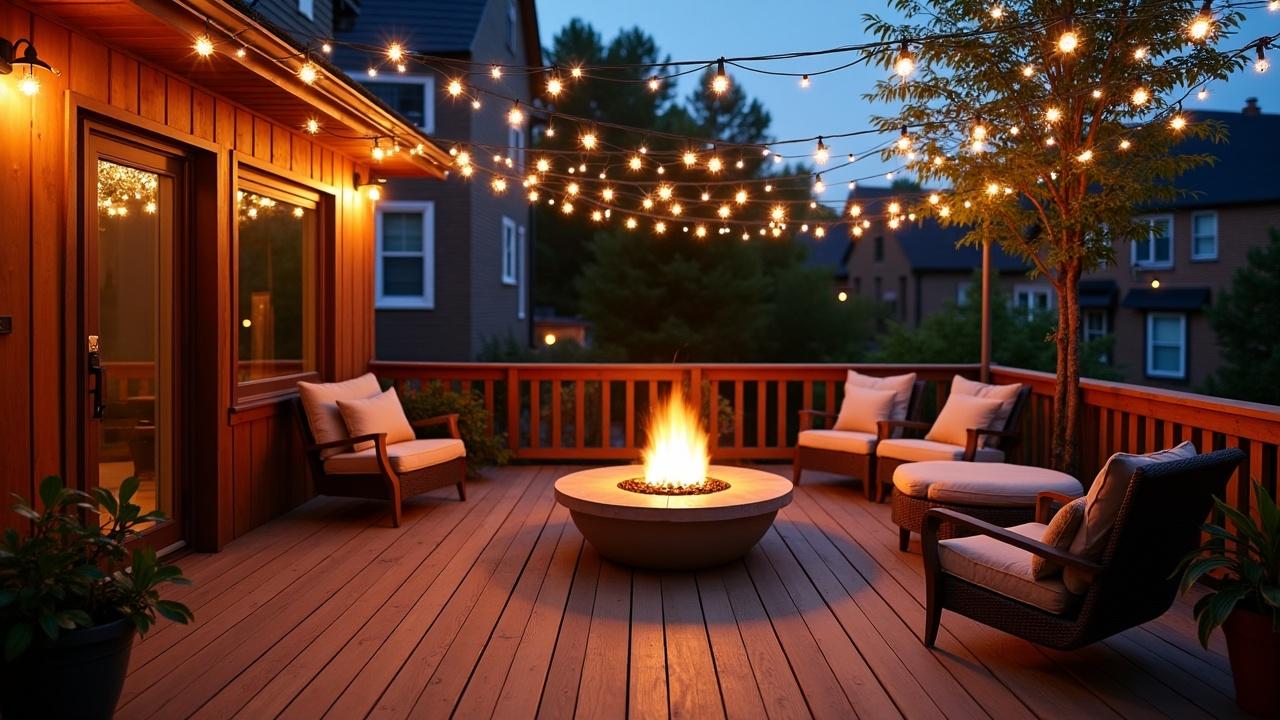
<box><xmin>0</xmin><ymin>0</ymin><xmax>377</xmax><ymax>547</ymax></box>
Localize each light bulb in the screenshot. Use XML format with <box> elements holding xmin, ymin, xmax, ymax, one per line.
<box><xmin>387</xmin><ymin>43</ymin><xmax>404</xmax><ymax>62</ymax></box>
<box><xmin>602</xmin><ymin>187</ymin><xmax>615</xmax><ymax>201</ymax></box>
<box><xmin>1021</xmin><ymin>64</ymin><xmax>1036</xmax><ymax>78</ymax></box>
<box><xmin>580</xmin><ymin>133</ymin><xmax>597</xmax><ymax>150</ymax></box>
<box><xmin>1197</xmin><ymin>86</ymin><xmax>1209</xmax><ymax>101</ymax></box>
<box><xmin>894</xmin><ymin>42</ymin><xmax>915</xmax><ymax>78</ymax></box>
<box><xmin>447</xmin><ymin>79</ymin><xmax>463</xmax><ymax>97</ymax></box>
<box><xmin>566</xmin><ymin>182</ymin><xmax>580</xmax><ymax>196</ymax></box>
<box><xmin>849</xmin><ymin>204</ymin><xmax>862</xmax><ymax>217</ymax></box>
<box><xmin>813</xmin><ymin>175</ymin><xmax>825</xmax><ymax>193</ymax></box>
<box><xmin>648</xmin><ymin>76</ymin><xmax>661</xmax><ymax>91</ymax></box>
<box><xmin>711</xmin><ymin>58</ymin><xmax>729</xmax><ymax>94</ymax></box>
<box><xmin>1134</xmin><ymin>46</ymin><xmax>1148</xmax><ymax>61</ymax></box>
<box><xmin>236</xmin><ymin>47</ymin><xmax>247</xmax><ymax>58</ymax></box>
<box><xmin>656</xmin><ymin>184</ymin><xmax>673</xmax><ymax>201</ymax></box>
<box><xmin>629</xmin><ymin>156</ymin><xmax>642</xmax><ymax>171</ymax></box>
<box><xmin>490</xmin><ymin>65</ymin><xmax>503</xmax><ymax>79</ymax></box>
<box><xmin>321</xmin><ymin>43</ymin><xmax>331</xmax><ymax>54</ymax></box>
<box><xmin>528</xmin><ymin>190</ymin><xmax>539</xmax><ymax>202</ymax></box>
<box><xmin>814</xmin><ymin>137</ymin><xmax>830</xmax><ymax>164</ymax></box>
<box><xmin>655</xmin><ymin>221</ymin><xmax>667</xmax><ymax>234</ymax></box>
<box><xmin>1188</xmin><ymin>1</ymin><xmax>1213</xmax><ymax>41</ymax></box>
<box><xmin>1170</xmin><ymin>115</ymin><xmax>1187</xmax><ymax>131</ymax></box>
<box><xmin>194</xmin><ymin>34</ymin><xmax>215</xmax><ymax>57</ymax></box>
<box><xmin>1255</xmin><ymin>45</ymin><xmax>1270</xmax><ymax>73</ymax></box>
<box><xmin>1119</xmin><ymin>139</ymin><xmax>1132</xmax><ymax>150</ymax></box>
<box><xmin>625</xmin><ymin>217</ymin><xmax>638</xmax><ymax>230</ymax></box>
<box><xmin>1045</xmin><ymin>107</ymin><xmax>1062</xmax><ymax>123</ymax></box>
<box><xmin>800</xmin><ymin>74</ymin><xmax>810</xmax><ymax>88</ymax></box>
<box><xmin>546</xmin><ymin>77</ymin><xmax>563</xmax><ymax>96</ymax></box>
<box><xmin>367</xmin><ymin>67</ymin><xmax>378</xmax><ymax>77</ymax></box>
<box><xmin>372</xmin><ymin>146</ymin><xmax>386</xmax><ymax>161</ymax></box>
<box><xmin>561</xmin><ymin>201</ymin><xmax>574</xmax><ymax>215</ymax></box>
<box><xmin>1057</xmin><ymin>30</ymin><xmax>1079</xmax><ymax>53</ymax></box>
<box><xmin>682</xmin><ymin>151</ymin><xmax>698</xmax><ymax>167</ymax></box>
<box><xmin>990</xmin><ymin>5</ymin><xmax>1004</xmax><ymax>19</ymax></box>
<box><xmin>735</xmin><ymin>189</ymin><xmax>748</xmax><ymax>204</ymax></box>
<box><xmin>491</xmin><ymin>177</ymin><xmax>507</xmax><ymax>194</ymax></box>
<box><xmin>535</xmin><ymin>158</ymin><xmax>549</xmax><ymax>173</ymax></box>
<box><xmin>570</xmin><ymin>66</ymin><xmax>583</xmax><ymax>79</ymax></box>
<box><xmin>471</xmin><ymin>99</ymin><xmax>481</xmax><ymax>110</ymax></box>
<box><xmin>1131</xmin><ymin>87</ymin><xmax>1150</xmax><ymax>105</ymax></box>
<box><xmin>507</xmin><ymin>102</ymin><xmax>524</xmax><ymax>127</ymax></box>
<box><xmin>896</xmin><ymin>128</ymin><xmax>911</xmax><ymax>152</ymax></box>
<box><xmin>670</xmin><ymin>203</ymin><xmax>682</xmax><ymax>216</ymax></box>
<box><xmin>718</xmin><ymin>204</ymin><xmax>731</xmax><ymax>219</ymax></box>
<box><xmin>365</xmin><ymin>185</ymin><xmax>382</xmax><ymax>202</ymax></box>
<box><xmin>1076</xmin><ymin>149</ymin><xmax>1094</xmax><ymax>162</ymax></box>
<box><xmin>304</xmin><ymin>118</ymin><xmax>320</xmax><ymax>134</ymax></box>
<box><xmin>298</xmin><ymin>62</ymin><xmax>318</xmax><ymax>85</ymax></box>
<box><xmin>707</xmin><ymin>157</ymin><xmax>723</xmax><ymax>173</ymax></box>
<box><xmin>19</xmin><ymin>72</ymin><xmax>39</xmax><ymax>97</ymax></box>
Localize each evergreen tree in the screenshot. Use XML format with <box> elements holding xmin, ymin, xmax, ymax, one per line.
<box><xmin>1205</xmin><ymin>230</ymin><xmax>1280</xmax><ymax>404</ymax></box>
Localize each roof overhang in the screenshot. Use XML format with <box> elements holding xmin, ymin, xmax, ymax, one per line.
<box><xmin>1122</xmin><ymin>287</ymin><xmax>1211</xmax><ymax>311</ymax></box>
<box><xmin>29</xmin><ymin>0</ymin><xmax>453</xmax><ymax>178</ymax></box>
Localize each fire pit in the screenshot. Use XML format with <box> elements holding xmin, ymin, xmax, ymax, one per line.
<box><xmin>554</xmin><ymin>392</ymin><xmax>793</xmax><ymax>570</ymax></box>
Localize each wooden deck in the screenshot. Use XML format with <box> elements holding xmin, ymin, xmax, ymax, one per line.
<box><xmin>119</xmin><ymin>465</ymin><xmax>1244</xmax><ymax>719</ymax></box>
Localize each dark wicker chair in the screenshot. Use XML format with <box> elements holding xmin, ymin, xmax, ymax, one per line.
<box><xmin>921</xmin><ymin>448</ymin><xmax>1245</xmax><ymax>650</ymax></box>
<box><xmin>293</xmin><ymin>397</ymin><xmax>467</xmax><ymax>528</ymax></box>
<box><xmin>876</xmin><ymin>385</ymin><xmax>1032</xmax><ymax>504</ymax></box>
<box><xmin>793</xmin><ymin>380</ymin><xmax>926</xmax><ymax>500</ymax></box>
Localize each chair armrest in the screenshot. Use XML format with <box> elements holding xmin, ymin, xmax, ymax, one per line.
<box><xmin>798</xmin><ymin>408</ymin><xmax>837</xmax><ymax>431</ymax></box>
<box><xmin>412</xmin><ymin>413</ymin><xmax>461</xmax><ymax>439</ymax></box>
<box><xmin>922</xmin><ymin>508</ymin><xmax>1101</xmax><ymax>582</ymax></box>
<box><xmin>877</xmin><ymin>419</ymin><xmax>931</xmax><ymax>440</ymax></box>
<box><xmin>962</xmin><ymin>427</ymin><xmax>1022</xmax><ymax>461</ymax></box>
<box><xmin>1036</xmin><ymin>491</ymin><xmax>1079</xmax><ymax>524</ymax></box>
<box><xmin>306</xmin><ymin>432</ymin><xmax>386</xmax><ymax>454</ymax></box>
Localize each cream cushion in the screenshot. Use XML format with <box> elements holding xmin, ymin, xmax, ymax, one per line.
<box><xmin>297</xmin><ymin>373</ymin><xmax>382</xmax><ymax>459</ymax></box>
<box><xmin>1033</xmin><ymin>497</ymin><xmax>1086</xmax><ymax>579</ymax></box>
<box><xmin>1063</xmin><ymin>441</ymin><xmax>1198</xmax><ymax>593</ymax></box>
<box><xmin>797</xmin><ymin>429</ymin><xmax>877</xmax><ymax>455</ymax></box>
<box><xmin>845</xmin><ymin>370</ymin><xmax>917</xmax><ymax>422</ymax></box>
<box><xmin>924</xmin><ymin>394</ymin><xmax>1004</xmax><ymax>447</ymax></box>
<box><xmin>938</xmin><ymin>522</ymin><xmax>1076</xmax><ymax>614</ymax></box>
<box><xmin>951</xmin><ymin>376</ymin><xmax>1023</xmax><ymax>447</ymax></box>
<box><xmin>337</xmin><ymin>387</ymin><xmax>416</xmax><ymax>452</ymax></box>
<box><xmin>878</xmin><ymin>439</ymin><xmax>1006</xmax><ymax>464</ymax></box>
<box><xmin>832</xmin><ymin>386</ymin><xmax>898</xmax><ymax>433</ymax></box>
<box><xmin>891</xmin><ymin>461</ymin><xmax>1082</xmax><ymax>506</ymax></box>
<box><xmin>323</xmin><ymin>438</ymin><xmax>466</xmax><ymax>475</ymax></box>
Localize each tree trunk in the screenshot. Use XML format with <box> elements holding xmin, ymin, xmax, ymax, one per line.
<box><xmin>1062</xmin><ymin>259</ymin><xmax>1082</xmax><ymax>476</ymax></box>
<box><xmin>1051</xmin><ymin>269</ymin><xmax>1070</xmax><ymax>471</ymax></box>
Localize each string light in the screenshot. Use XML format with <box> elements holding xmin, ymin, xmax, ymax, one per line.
<box><xmin>507</xmin><ymin>101</ymin><xmax>524</xmax><ymax>127</ymax></box>
<box><xmin>814</xmin><ymin>137</ymin><xmax>829</xmax><ymax>164</ymax></box>
<box><xmin>735</xmin><ymin>189</ymin><xmax>748</xmax><ymax>204</ymax></box>
<box><xmin>602</xmin><ymin>187</ymin><xmax>615</xmax><ymax>201</ymax></box>
<box><xmin>367</xmin><ymin>67</ymin><xmax>378</xmax><ymax>77</ymax></box>
<box><xmin>717</xmin><ymin>204</ymin><xmax>731</xmax><ymax>219</ymax></box>
<box><xmin>656</xmin><ymin>184</ymin><xmax>673</xmax><ymax>201</ymax></box>
<box><xmin>471</xmin><ymin>99</ymin><xmax>482</xmax><ymax>110</ymax></box>
<box><xmin>304</xmin><ymin>118</ymin><xmax>320</xmax><ymax>134</ymax></box>
<box><xmin>707</xmin><ymin>156</ymin><xmax>723</xmax><ymax>173</ymax></box>
<box><xmin>570</xmin><ymin>66</ymin><xmax>583</xmax><ymax>79</ymax></box>
<box><xmin>770</xmin><ymin>205</ymin><xmax>785</xmax><ymax>222</ymax></box>
<box><xmin>813</xmin><ymin>174</ymin><xmax>825</xmax><ymax>193</ymax></box>
<box><xmin>1255</xmin><ymin>44</ymin><xmax>1270</xmax><ymax>73</ymax></box>
<box><xmin>648</xmin><ymin>76</ymin><xmax>661</xmax><ymax>91</ymax></box>
<box><xmin>1131</xmin><ymin>87</ymin><xmax>1150</xmax><ymax>105</ymax></box>
<box><xmin>321</xmin><ymin>42</ymin><xmax>332</xmax><ymax>54</ymax></box>
<box><xmin>1021</xmin><ymin>64</ymin><xmax>1036</xmax><ymax>77</ymax></box>
<box><xmin>625</xmin><ymin>217</ymin><xmax>638</xmax><ymax>230</ymax></box>
<box><xmin>561</xmin><ymin>201</ymin><xmax>574</xmax><ymax>215</ymax></box>
<box><xmin>1076</xmin><ymin>149</ymin><xmax>1094</xmax><ymax>163</ymax></box>
<box><xmin>1044</xmin><ymin>107</ymin><xmax>1062</xmax><ymax>123</ymax></box>
<box><xmin>491</xmin><ymin>177</ymin><xmax>508</xmax><ymax>194</ymax></box>
<box><xmin>298</xmin><ymin>61</ymin><xmax>319</xmax><ymax>85</ymax></box>
<box><xmin>1170</xmin><ymin>115</ymin><xmax>1187</xmax><ymax>130</ymax></box>
<box><xmin>894</xmin><ymin>41</ymin><xmax>915</xmax><ymax>78</ymax></box>
<box><xmin>1057</xmin><ymin>28</ymin><xmax>1079</xmax><ymax>54</ymax></box>
<box><xmin>670</xmin><ymin>202</ymin><xmax>683</xmax><ymax>216</ymax></box>
<box><xmin>1188</xmin><ymin>0</ymin><xmax>1214</xmax><ymax>41</ymax></box>
<box><xmin>695</xmin><ymin>225</ymin><xmax>708</xmax><ymax>238</ymax></box>
<box><xmin>896</xmin><ymin>127</ymin><xmax>911</xmax><ymax>152</ymax></box>
<box><xmin>566</xmin><ymin>182</ymin><xmax>580</xmax><ymax>196</ymax></box>
<box><xmin>194</xmin><ymin>34</ymin><xmax>215</xmax><ymax>57</ymax></box>
<box><xmin>655</xmin><ymin>221</ymin><xmax>667</xmax><ymax>234</ymax></box>
<box><xmin>1133</xmin><ymin>46</ymin><xmax>1148</xmax><ymax>61</ymax></box>
<box><xmin>447</xmin><ymin>79</ymin><xmax>463</xmax><ymax>97</ymax></box>
<box><xmin>387</xmin><ymin>42</ymin><xmax>404</xmax><ymax>63</ymax></box>
<box><xmin>236</xmin><ymin>46</ymin><xmax>247</xmax><ymax>58</ymax></box>
<box><xmin>1197</xmin><ymin>86</ymin><xmax>1210</xmax><ymax>100</ymax></box>
<box><xmin>990</xmin><ymin>5</ymin><xmax>1004</xmax><ymax>19</ymax></box>
<box><xmin>711</xmin><ymin>58</ymin><xmax>729</xmax><ymax>94</ymax></box>
<box><xmin>547</xmin><ymin>76</ymin><xmax>564</xmax><ymax>97</ymax></box>
<box><xmin>591</xmin><ymin>209</ymin><xmax>603</xmax><ymax>222</ymax></box>
<box><xmin>490</xmin><ymin>65</ymin><xmax>503</xmax><ymax>80</ymax></box>
<box><xmin>629</xmin><ymin>156</ymin><xmax>643</xmax><ymax>171</ymax></box>
<box><xmin>1120</xmin><ymin>138</ymin><xmax>1132</xmax><ymax>150</ymax></box>
<box><xmin>683</xmin><ymin>151</ymin><xmax>698</xmax><ymax>167</ymax></box>
<box><xmin>580</xmin><ymin>132</ymin><xmax>598</xmax><ymax>150</ymax></box>
<box><xmin>800</xmin><ymin>74</ymin><xmax>811</xmax><ymax>89</ymax></box>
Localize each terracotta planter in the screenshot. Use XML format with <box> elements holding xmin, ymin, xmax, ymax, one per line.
<box><xmin>0</xmin><ymin>615</ymin><xmax>136</xmax><ymax>720</ymax></box>
<box><xmin>1223</xmin><ymin>606</ymin><xmax>1280</xmax><ymax>717</ymax></box>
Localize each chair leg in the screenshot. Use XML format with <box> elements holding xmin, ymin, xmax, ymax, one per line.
<box><xmin>924</xmin><ymin>596</ymin><xmax>942</xmax><ymax>648</ymax></box>
<box><xmin>899</xmin><ymin>527</ymin><xmax>911</xmax><ymax>552</ymax></box>
<box><xmin>791</xmin><ymin>455</ymin><xmax>802</xmax><ymax>485</ymax></box>
<box><xmin>390</xmin><ymin>501</ymin><xmax>402</xmax><ymax>528</ymax></box>
<box><xmin>456</xmin><ymin>481</ymin><xmax>467</xmax><ymax>501</ymax></box>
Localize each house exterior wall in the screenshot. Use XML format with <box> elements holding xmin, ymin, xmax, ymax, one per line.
<box><xmin>252</xmin><ymin>0</ymin><xmax>333</xmax><ymax>39</ymax></box>
<box><xmin>845</xmin><ymin>230</ymin><xmax>916</xmax><ymax>325</ymax></box>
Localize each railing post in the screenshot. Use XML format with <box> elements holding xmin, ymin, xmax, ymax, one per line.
<box><xmin>506</xmin><ymin>366</ymin><xmax>520</xmax><ymax>454</ymax></box>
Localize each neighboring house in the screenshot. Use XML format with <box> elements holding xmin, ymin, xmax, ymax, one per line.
<box><xmin>1085</xmin><ymin>99</ymin><xmax>1280</xmax><ymax>389</ymax></box>
<box><xmin>830</xmin><ymin>186</ymin><xmax>1053</xmax><ymax>326</ymax></box>
<box><xmin>262</xmin><ymin>0</ymin><xmax>542</xmax><ymax>360</ymax></box>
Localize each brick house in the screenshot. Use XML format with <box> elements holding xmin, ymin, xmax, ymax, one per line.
<box><xmin>261</xmin><ymin>0</ymin><xmax>542</xmax><ymax>360</ymax></box>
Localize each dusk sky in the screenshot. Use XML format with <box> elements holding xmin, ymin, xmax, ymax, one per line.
<box><xmin>537</xmin><ymin>1</ymin><xmax>1280</xmax><ymax>207</ymax></box>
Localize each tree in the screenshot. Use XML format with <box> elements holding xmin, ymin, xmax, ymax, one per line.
<box><xmin>864</xmin><ymin>1</ymin><xmax>1246</xmax><ymax>471</ymax></box>
<box><xmin>1205</xmin><ymin>229</ymin><xmax>1280</xmax><ymax>404</ymax></box>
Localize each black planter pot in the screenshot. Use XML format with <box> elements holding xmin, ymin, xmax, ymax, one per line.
<box><xmin>0</xmin><ymin>616</ymin><xmax>136</xmax><ymax>720</ymax></box>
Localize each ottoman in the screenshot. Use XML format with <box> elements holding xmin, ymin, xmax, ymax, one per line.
<box><xmin>891</xmin><ymin>461</ymin><xmax>1082</xmax><ymax>551</ymax></box>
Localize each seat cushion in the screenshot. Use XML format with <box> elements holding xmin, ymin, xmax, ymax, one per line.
<box><xmin>1033</xmin><ymin>497</ymin><xmax>1086</xmax><ymax>579</ymax></box>
<box><xmin>336</xmin><ymin>387</ymin><xmax>415</xmax><ymax>452</ymax></box>
<box><xmin>797</xmin><ymin>429</ymin><xmax>877</xmax><ymax>455</ymax></box>
<box><xmin>832</xmin><ymin>386</ymin><xmax>897</xmax><ymax>434</ymax></box>
<box><xmin>891</xmin><ymin>461</ymin><xmax>1082</xmax><ymax>506</ymax></box>
<box><xmin>878</xmin><ymin>439</ymin><xmax>1006</xmax><ymax>464</ymax></box>
<box><xmin>1064</xmin><ymin>441</ymin><xmax>1198</xmax><ymax>593</ymax></box>
<box><xmin>938</xmin><ymin>522</ymin><xmax>1077</xmax><ymax>614</ymax></box>
<box><xmin>845</xmin><ymin>370</ymin><xmax>917</xmax><ymax>421</ymax></box>
<box><xmin>297</xmin><ymin>373</ymin><xmax>382</xmax><ymax>459</ymax></box>
<box><xmin>925</xmin><ymin>394</ymin><xmax>1004</xmax><ymax>447</ymax></box>
<box><xmin>323</xmin><ymin>438</ymin><xmax>466</xmax><ymax>475</ymax></box>
<box><xmin>950</xmin><ymin>376</ymin><xmax>1024</xmax><ymax>445</ymax></box>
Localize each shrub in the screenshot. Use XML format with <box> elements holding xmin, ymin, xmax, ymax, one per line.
<box><xmin>397</xmin><ymin>382</ymin><xmax>510</xmax><ymax>474</ymax></box>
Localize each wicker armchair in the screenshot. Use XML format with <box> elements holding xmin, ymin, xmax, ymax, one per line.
<box><xmin>921</xmin><ymin>448</ymin><xmax>1245</xmax><ymax>650</ymax></box>
<box><xmin>793</xmin><ymin>380</ymin><xmax>925</xmax><ymax>500</ymax></box>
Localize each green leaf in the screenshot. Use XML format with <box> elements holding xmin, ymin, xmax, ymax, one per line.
<box><xmin>154</xmin><ymin>600</ymin><xmax>193</xmax><ymax>625</ymax></box>
<box><xmin>1260</xmin><ymin>585</ymin><xmax>1280</xmax><ymax>609</ymax></box>
<box><xmin>38</xmin><ymin>475</ymin><xmax>63</xmax><ymax>512</ymax></box>
<box><xmin>37</xmin><ymin>612</ymin><xmax>59</xmax><ymax>640</ymax></box>
<box><xmin>1178</xmin><ymin>557</ymin><xmax>1234</xmax><ymax>595</ymax></box>
<box><xmin>5</xmin><ymin>623</ymin><xmax>33</xmax><ymax>661</ymax></box>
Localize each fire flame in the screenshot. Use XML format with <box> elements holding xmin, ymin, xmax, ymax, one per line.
<box><xmin>642</xmin><ymin>391</ymin><xmax>710</xmax><ymax>488</ymax></box>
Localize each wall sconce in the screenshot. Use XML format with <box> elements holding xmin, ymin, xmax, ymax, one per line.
<box><xmin>2</xmin><ymin>36</ymin><xmax>60</xmax><ymax>96</ymax></box>
<box><xmin>355</xmin><ymin>172</ymin><xmax>385</xmax><ymax>202</ymax></box>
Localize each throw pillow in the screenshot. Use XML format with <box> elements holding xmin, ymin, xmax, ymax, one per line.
<box><xmin>297</xmin><ymin>373</ymin><xmax>382</xmax><ymax>459</ymax></box>
<box><xmin>950</xmin><ymin>375</ymin><xmax>1023</xmax><ymax>446</ymax></box>
<box><xmin>832</xmin><ymin>386</ymin><xmax>898</xmax><ymax>434</ymax></box>
<box><xmin>923</xmin><ymin>394</ymin><xmax>1004</xmax><ymax>448</ymax></box>
<box><xmin>1032</xmin><ymin>497</ymin><xmax>1086</xmax><ymax>580</ymax></box>
<box><xmin>845</xmin><ymin>370</ymin><xmax>917</xmax><ymax>421</ymax></box>
<box><xmin>336</xmin><ymin>387</ymin><xmax>416</xmax><ymax>452</ymax></box>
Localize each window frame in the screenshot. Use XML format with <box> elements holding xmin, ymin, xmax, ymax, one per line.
<box><xmin>356</xmin><ymin>74</ymin><xmax>435</xmax><ymax>134</ymax></box>
<box><xmin>375</xmin><ymin>200</ymin><xmax>435</xmax><ymax>310</ymax></box>
<box><xmin>1132</xmin><ymin>214</ymin><xmax>1174</xmax><ymax>269</ymax></box>
<box><xmin>1145</xmin><ymin>312</ymin><xmax>1187</xmax><ymax>380</ymax></box>
<box><xmin>507</xmin><ymin>125</ymin><xmax>525</xmax><ymax>173</ymax></box>
<box><xmin>1191</xmin><ymin>210</ymin><xmax>1219</xmax><ymax>261</ymax></box>
<box><xmin>517</xmin><ymin>224</ymin><xmax>528</xmax><ymax>319</ymax></box>
<box><xmin>232</xmin><ymin>165</ymin><xmax>327</xmax><ymax>404</ymax></box>
<box><xmin>501</xmin><ymin>216</ymin><xmax>518</xmax><ymax>286</ymax></box>
<box><xmin>1013</xmin><ymin>283</ymin><xmax>1054</xmax><ymax>318</ymax></box>
<box><xmin>506</xmin><ymin>0</ymin><xmax>518</xmax><ymax>51</ymax></box>
<box><xmin>1083</xmin><ymin>309</ymin><xmax>1111</xmax><ymax>364</ymax></box>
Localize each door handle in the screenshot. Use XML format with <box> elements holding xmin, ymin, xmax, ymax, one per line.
<box><xmin>87</xmin><ymin>335</ymin><xmax>105</xmax><ymax>419</ymax></box>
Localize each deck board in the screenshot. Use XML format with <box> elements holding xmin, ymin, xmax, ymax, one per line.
<box><xmin>126</xmin><ymin>465</ymin><xmax>1249</xmax><ymax>719</ymax></box>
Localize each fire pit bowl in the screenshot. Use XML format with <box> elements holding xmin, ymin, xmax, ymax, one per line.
<box><xmin>554</xmin><ymin>465</ymin><xmax>794</xmax><ymax>570</ymax></box>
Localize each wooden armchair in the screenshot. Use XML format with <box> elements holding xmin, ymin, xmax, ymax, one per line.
<box><xmin>920</xmin><ymin>448</ymin><xmax>1244</xmax><ymax>650</ymax></box>
<box><xmin>294</xmin><ymin>398</ymin><xmax>466</xmax><ymax>528</ymax></box>
<box><xmin>793</xmin><ymin>380</ymin><xmax>925</xmax><ymax>500</ymax></box>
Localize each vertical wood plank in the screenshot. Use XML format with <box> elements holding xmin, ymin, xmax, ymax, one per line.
<box><xmin>137</xmin><ymin>64</ymin><xmax>166</xmax><ymax>123</ymax></box>
<box><xmin>191</xmin><ymin>90</ymin><xmax>215</xmax><ymax>141</ymax></box>
<box><xmin>601</xmin><ymin>381</ymin><xmax>612</xmax><ymax>450</ymax></box>
<box><xmin>529</xmin><ymin>380</ymin><xmax>540</xmax><ymax>449</ymax></box>
<box><xmin>733</xmin><ymin>381</ymin><xmax>744</xmax><ymax>450</ymax></box>
<box><xmin>69</xmin><ymin>33</ymin><xmax>109</xmax><ymax>101</ymax></box>
<box><xmin>624</xmin><ymin>380</ymin><xmax>635</xmax><ymax>451</ymax></box>
<box><xmin>777</xmin><ymin>380</ymin><xmax>787</xmax><ymax>449</ymax></box>
<box><xmin>166</xmin><ymin>75</ymin><xmax>191</xmax><ymax>134</ymax></box>
<box><xmin>551</xmin><ymin>380</ymin><xmax>562</xmax><ymax>449</ymax></box>
<box><xmin>108</xmin><ymin>51</ymin><xmax>138</xmax><ymax>113</ymax></box>
<box><xmin>272</xmin><ymin>124</ymin><xmax>291</xmax><ymax>168</ymax></box>
<box><xmin>574</xmin><ymin>380</ymin><xmax>585</xmax><ymax>450</ymax></box>
<box><xmin>756</xmin><ymin>381</ymin><xmax>767</xmax><ymax>449</ymax></box>
<box><xmin>506</xmin><ymin>367</ymin><xmax>520</xmax><ymax>452</ymax></box>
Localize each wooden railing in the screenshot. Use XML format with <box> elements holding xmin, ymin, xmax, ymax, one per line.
<box><xmin>372</xmin><ymin>362</ymin><xmax>978</xmax><ymax>461</ymax></box>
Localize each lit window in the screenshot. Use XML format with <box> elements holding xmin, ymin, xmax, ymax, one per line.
<box><xmin>1146</xmin><ymin>313</ymin><xmax>1187</xmax><ymax>379</ymax></box>
<box><xmin>1191</xmin><ymin>211</ymin><xmax>1218</xmax><ymax>260</ymax></box>
<box><xmin>235</xmin><ymin>172</ymin><xmax>320</xmax><ymax>392</ymax></box>
<box><xmin>362</xmin><ymin>76</ymin><xmax>434</xmax><ymax>132</ymax></box>
<box><xmin>502</xmin><ymin>217</ymin><xmax>519</xmax><ymax>285</ymax></box>
<box><xmin>1133</xmin><ymin>215</ymin><xmax>1173</xmax><ymax>268</ymax></box>
<box><xmin>1014</xmin><ymin>284</ymin><xmax>1053</xmax><ymax>318</ymax></box>
<box><xmin>376</xmin><ymin>202</ymin><xmax>434</xmax><ymax>309</ymax></box>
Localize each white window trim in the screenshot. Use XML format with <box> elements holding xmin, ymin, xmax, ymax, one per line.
<box><xmin>354</xmin><ymin>73</ymin><xmax>435</xmax><ymax>134</ymax></box>
<box><xmin>298</xmin><ymin>0</ymin><xmax>314</xmax><ymax>20</ymax></box>
<box><xmin>1191</xmin><ymin>210</ymin><xmax>1219</xmax><ymax>261</ymax></box>
<box><xmin>1145</xmin><ymin>312</ymin><xmax>1187</xmax><ymax>379</ymax></box>
<box><xmin>506</xmin><ymin>0</ymin><xmax>519</xmax><ymax>51</ymax></box>
<box><xmin>507</xmin><ymin>125</ymin><xmax>526</xmax><ymax>173</ymax></box>
<box><xmin>1013</xmin><ymin>283</ymin><xmax>1054</xmax><ymax>318</ymax></box>
<box><xmin>501</xmin><ymin>216</ymin><xmax>518</xmax><ymax>286</ymax></box>
<box><xmin>517</xmin><ymin>225</ymin><xmax>528</xmax><ymax>320</ymax></box>
<box><xmin>1132</xmin><ymin>214</ymin><xmax>1174</xmax><ymax>269</ymax></box>
<box><xmin>375</xmin><ymin>201</ymin><xmax>435</xmax><ymax>310</ymax></box>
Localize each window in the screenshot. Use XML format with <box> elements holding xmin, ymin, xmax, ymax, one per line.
<box><xmin>873</xmin><ymin>236</ymin><xmax>884</xmax><ymax>262</ymax></box>
<box><xmin>1192</xmin><ymin>211</ymin><xmax>1218</xmax><ymax>260</ymax></box>
<box><xmin>235</xmin><ymin>172</ymin><xmax>320</xmax><ymax>395</ymax></box>
<box><xmin>506</xmin><ymin>0</ymin><xmax>518</xmax><ymax>50</ymax></box>
<box><xmin>1146</xmin><ymin>313</ymin><xmax>1187</xmax><ymax>379</ymax></box>
<box><xmin>955</xmin><ymin>280</ymin><xmax>972</xmax><ymax>306</ymax></box>
<box><xmin>298</xmin><ymin>0</ymin><xmax>314</xmax><ymax>19</ymax></box>
<box><xmin>362</xmin><ymin>76</ymin><xmax>434</xmax><ymax>132</ymax></box>
<box><xmin>501</xmin><ymin>217</ymin><xmax>518</xmax><ymax>285</ymax></box>
<box><xmin>1014</xmin><ymin>284</ymin><xmax>1053</xmax><ymax>317</ymax></box>
<box><xmin>517</xmin><ymin>225</ymin><xmax>528</xmax><ymax>319</ymax></box>
<box><xmin>1084</xmin><ymin>309</ymin><xmax>1111</xmax><ymax>364</ymax></box>
<box><xmin>1132</xmin><ymin>215</ymin><xmax>1173</xmax><ymax>268</ymax></box>
<box><xmin>376</xmin><ymin>202</ymin><xmax>434</xmax><ymax>309</ymax></box>
<box><xmin>508</xmin><ymin>125</ymin><xmax>525</xmax><ymax>172</ymax></box>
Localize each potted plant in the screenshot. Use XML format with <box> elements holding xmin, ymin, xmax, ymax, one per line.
<box><xmin>0</xmin><ymin>476</ymin><xmax>194</xmax><ymax>720</ymax></box>
<box><xmin>1178</xmin><ymin>481</ymin><xmax>1280</xmax><ymax>717</ymax></box>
